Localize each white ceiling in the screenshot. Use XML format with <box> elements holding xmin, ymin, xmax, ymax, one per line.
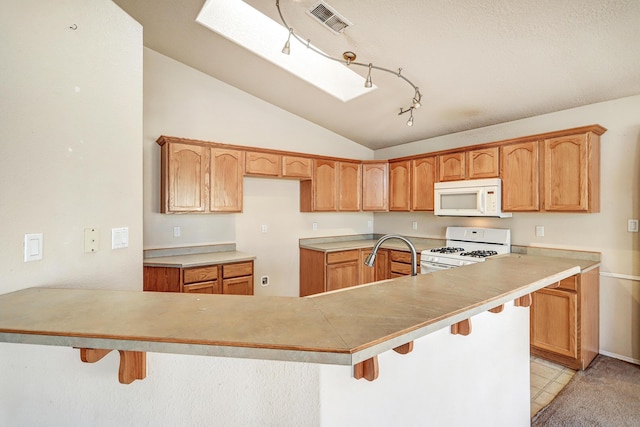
<box><xmin>114</xmin><ymin>0</ymin><xmax>640</xmax><ymax>150</ymax></box>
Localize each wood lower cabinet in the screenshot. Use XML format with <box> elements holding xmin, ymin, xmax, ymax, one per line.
<box><xmin>389</xmin><ymin>250</ymin><xmax>421</xmax><ymax>278</ymax></box>
<box><xmin>530</xmin><ymin>268</ymin><xmax>599</xmax><ymax>370</ymax></box>
<box><xmin>144</xmin><ymin>261</ymin><xmax>254</xmax><ymax>296</ymax></box>
<box><xmin>501</xmin><ymin>140</ymin><xmax>540</xmax><ymax>211</ymax></box>
<box><xmin>300</xmin><ymin>248</ymin><xmax>388</xmax><ymax>296</ymax></box>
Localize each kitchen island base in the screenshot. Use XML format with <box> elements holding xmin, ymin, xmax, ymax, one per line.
<box><xmin>1</xmin><ymin>301</ymin><xmax>529</xmax><ymax>426</ymax></box>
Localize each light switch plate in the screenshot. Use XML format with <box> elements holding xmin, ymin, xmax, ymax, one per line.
<box><xmin>111</xmin><ymin>227</ymin><xmax>129</xmax><ymax>249</ymax></box>
<box><xmin>535</xmin><ymin>226</ymin><xmax>545</xmax><ymax>237</ymax></box>
<box><xmin>24</xmin><ymin>233</ymin><xmax>43</xmax><ymax>262</ymax></box>
<box><xmin>628</xmin><ymin>219</ymin><xmax>639</xmax><ymax>233</ymax></box>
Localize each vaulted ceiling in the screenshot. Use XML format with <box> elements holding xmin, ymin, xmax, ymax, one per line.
<box><xmin>114</xmin><ymin>0</ymin><xmax>640</xmax><ymax>149</ymax></box>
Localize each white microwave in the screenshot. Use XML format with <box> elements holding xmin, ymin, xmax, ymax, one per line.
<box><xmin>434</xmin><ymin>178</ymin><xmax>512</xmax><ymax>218</ymax></box>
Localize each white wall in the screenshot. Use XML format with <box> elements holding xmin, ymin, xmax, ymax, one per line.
<box><xmin>374</xmin><ymin>95</ymin><xmax>640</xmax><ymax>363</ymax></box>
<box><xmin>143</xmin><ymin>48</ymin><xmax>375</xmax><ymax>296</ymax></box>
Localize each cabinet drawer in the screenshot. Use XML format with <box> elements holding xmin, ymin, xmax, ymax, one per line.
<box><xmin>390</xmin><ymin>261</ymin><xmax>412</xmax><ymax>275</ymax></box>
<box><xmin>184</xmin><ymin>266</ymin><xmax>219</xmax><ymax>284</ymax></box>
<box><xmin>223</xmin><ymin>261</ymin><xmax>253</xmax><ymax>279</ymax></box>
<box><xmin>327</xmin><ymin>250</ymin><xmax>360</xmax><ymax>264</ymax></box>
<box><xmin>558</xmin><ymin>275</ymin><xmax>578</xmax><ymax>291</ymax></box>
<box><xmin>390</xmin><ymin>250</ymin><xmax>420</xmax><ymax>264</ymax></box>
<box><xmin>183</xmin><ymin>281</ymin><xmax>220</xmax><ymax>294</ymax></box>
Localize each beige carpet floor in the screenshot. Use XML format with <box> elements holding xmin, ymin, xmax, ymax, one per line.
<box><xmin>531</xmin><ymin>355</ymin><xmax>640</xmax><ymax>426</ymax></box>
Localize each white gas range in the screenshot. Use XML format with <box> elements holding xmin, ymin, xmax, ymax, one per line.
<box><xmin>420</xmin><ymin>227</ymin><xmax>511</xmax><ymax>274</ymax></box>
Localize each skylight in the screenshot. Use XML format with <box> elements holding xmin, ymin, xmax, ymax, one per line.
<box><xmin>196</xmin><ymin>0</ymin><xmax>372</xmax><ymax>102</ymax></box>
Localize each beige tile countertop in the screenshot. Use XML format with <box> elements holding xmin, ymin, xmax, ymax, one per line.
<box><xmin>142</xmin><ymin>244</ymin><xmax>255</xmax><ymax>268</ymax></box>
<box><xmin>142</xmin><ymin>251</ymin><xmax>256</xmax><ymax>268</ymax></box>
<box><xmin>299</xmin><ymin>235</ymin><xmax>444</xmax><ymax>253</ymax></box>
<box><xmin>0</xmin><ymin>254</ymin><xmax>591</xmax><ymax>366</ymax></box>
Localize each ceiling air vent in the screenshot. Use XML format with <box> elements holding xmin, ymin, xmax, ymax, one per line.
<box><xmin>307</xmin><ymin>1</ymin><xmax>353</xmax><ymax>34</ymax></box>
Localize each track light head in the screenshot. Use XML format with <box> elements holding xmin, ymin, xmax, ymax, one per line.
<box><xmin>407</xmin><ymin>110</ymin><xmax>414</xmax><ymax>126</ymax></box>
<box><xmin>282</xmin><ymin>28</ymin><xmax>292</xmax><ymax>55</ymax></box>
<box><xmin>364</xmin><ymin>63</ymin><xmax>373</xmax><ymax>88</ymax></box>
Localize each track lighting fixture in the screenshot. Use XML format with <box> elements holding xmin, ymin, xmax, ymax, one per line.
<box><xmin>276</xmin><ymin>0</ymin><xmax>422</xmax><ymax>126</ymax></box>
<box><xmin>282</xmin><ymin>28</ymin><xmax>292</xmax><ymax>55</ymax></box>
<box><xmin>364</xmin><ymin>64</ymin><xmax>373</xmax><ymax>88</ymax></box>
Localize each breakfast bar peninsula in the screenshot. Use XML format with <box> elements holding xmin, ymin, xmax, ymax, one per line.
<box><xmin>0</xmin><ymin>254</ymin><xmax>598</xmax><ymax>426</ymax></box>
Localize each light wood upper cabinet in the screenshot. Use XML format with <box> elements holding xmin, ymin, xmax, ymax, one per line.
<box><xmin>162</xmin><ymin>142</ymin><xmax>209</xmax><ymax>213</ymax></box>
<box><xmin>467</xmin><ymin>147</ymin><xmax>499</xmax><ymax>179</ymax></box>
<box><xmin>389</xmin><ymin>160</ymin><xmax>411</xmax><ymax>211</ymax></box>
<box><xmin>301</xmin><ymin>159</ymin><xmax>337</xmax><ymax>212</ymax></box>
<box><xmin>501</xmin><ymin>141</ymin><xmax>539</xmax><ymax>211</ymax></box>
<box><xmin>362</xmin><ymin>162</ymin><xmax>388</xmax><ymax>211</ymax></box>
<box><xmin>338</xmin><ymin>161</ymin><xmax>361</xmax><ymax>211</ymax></box>
<box><xmin>542</xmin><ymin>132</ymin><xmax>600</xmax><ymax>212</ymax></box>
<box><xmin>245</xmin><ymin>151</ymin><xmax>281</xmax><ymax>177</ymax></box>
<box><xmin>282</xmin><ymin>156</ymin><xmax>312</xmax><ymax>178</ymax></box>
<box><xmin>412</xmin><ymin>156</ymin><xmax>437</xmax><ymax>211</ymax></box>
<box><xmin>210</xmin><ymin>148</ymin><xmax>243</xmax><ymax>212</ymax></box>
<box><xmin>438</xmin><ymin>152</ymin><xmax>466</xmax><ymax>181</ymax></box>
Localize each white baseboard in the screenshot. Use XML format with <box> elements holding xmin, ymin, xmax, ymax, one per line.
<box><xmin>598</xmin><ymin>349</ymin><xmax>640</xmax><ymax>365</ymax></box>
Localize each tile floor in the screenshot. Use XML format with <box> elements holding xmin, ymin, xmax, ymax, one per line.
<box><xmin>530</xmin><ymin>356</ymin><xmax>576</xmax><ymax>417</ymax></box>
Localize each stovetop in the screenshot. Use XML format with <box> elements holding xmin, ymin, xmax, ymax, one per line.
<box><xmin>421</xmin><ymin>227</ymin><xmax>511</xmax><ymax>266</ymax></box>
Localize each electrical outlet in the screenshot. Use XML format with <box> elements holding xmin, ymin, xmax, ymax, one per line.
<box><xmin>367</xmin><ymin>220</ymin><xmax>373</xmax><ymax>229</ymax></box>
<box><xmin>261</xmin><ymin>224</ymin><xmax>268</xmax><ymax>233</ymax></box>
<box><xmin>535</xmin><ymin>226</ymin><xmax>544</xmax><ymax>237</ymax></box>
<box><xmin>261</xmin><ymin>276</ymin><xmax>269</xmax><ymax>286</ymax></box>
<box><xmin>312</xmin><ymin>222</ymin><xmax>318</xmax><ymax>231</ymax></box>
<box><xmin>628</xmin><ymin>219</ymin><xmax>639</xmax><ymax>233</ymax></box>
<box><xmin>173</xmin><ymin>226</ymin><xmax>181</xmax><ymax>237</ymax></box>
<box><xmin>412</xmin><ymin>221</ymin><xmax>418</xmax><ymax>230</ymax></box>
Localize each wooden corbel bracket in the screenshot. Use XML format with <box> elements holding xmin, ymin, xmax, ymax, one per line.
<box><xmin>514</xmin><ymin>293</ymin><xmax>532</xmax><ymax>308</ymax></box>
<box><xmin>489</xmin><ymin>304</ymin><xmax>504</xmax><ymax>314</ymax></box>
<box><xmin>79</xmin><ymin>348</ymin><xmax>146</xmax><ymax>384</ymax></box>
<box><xmin>451</xmin><ymin>318</ymin><xmax>472</xmax><ymax>336</ymax></box>
<box><xmin>393</xmin><ymin>341</ymin><xmax>414</xmax><ymax>355</ymax></box>
<box><xmin>354</xmin><ymin>356</ymin><xmax>379</xmax><ymax>381</ymax></box>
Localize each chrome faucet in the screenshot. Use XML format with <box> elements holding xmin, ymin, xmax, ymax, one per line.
<box><xmin>364</xmin><ymin>234</ymin><xmax>418</xmax><ymax>276</ymax></box>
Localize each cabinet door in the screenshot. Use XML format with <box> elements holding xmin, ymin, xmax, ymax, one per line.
<box><xmin>143</xmin><ymin>267</ymin><xmax>181</xmax><ymax>292</ymax></box>
<box><xmin>313</xmin><ymin>159</ymin><xmax>338</xmax><ymax>211</ymax></box>
<box><xmin>223</xmin><ymin>276</ymin><xmax>253</xmax><ymax>295</ymax></box>
<box><xmin>360</xmin><ymin>250</ymin><xmax>376</xmax><ymax>285</ymax></box>
<box><xmin>438</xmin><ymin>152</ymin><xmax>465</xmax><ymax>181</ymax></box>
<box><xmin>339</xmin><ymin>161</ymin><xmax>361</xmax><ymax>211</ymax></box>
<box><xmin>282</xmin><ymin>156</ymin><xmax>312</xmax><ymax>178</ymax></box>
<box><xmin>467</xmin><ymin>147</ymin><xmax>499</xmax><ymax>179</ymax></box>
<box><xmin>184</xmin><ymin>281</ymin><xmax>220</xmax><ymax>294</ymax></box>
<box><xmin>164</xmin><ymin>142</ymin><xmax>209</xmax><ymax>213</ymax></box>
<box><xmin>210</xmin><ymin>148</ymin><xmax>243</xmax><ymax>212</ymax></box>
<box><xmin>326</xmin><ymin>261</ymin><xmax>359</xmax><ymax>291</ymax></box>
<box><xmin>389</xmin><ymin>160</ymin><xmax>411</xmax><ymax>211</ymax></box>
<box><xmin>412</xmin><ymin>157</ymin><xmax>436</xmax><ymax>211</ymax></box>
<box><xmin>530</xmin><ymin>288</ymin><xmax>578</xmax><ymax>358</ymax></box>
<box><xmin>501</xmin><ymin>141</ymin><xmax>539</xmax><ymax>211</ymax></box>
<box><xmin>359</xmin><ymin>249</ymin><xmax>388</xmax><ymax>284</ymax></box>
<box><xmin>543</xmin><ymin>134</ymin><xmax>589</xmax><ymax>212</ymax></box>
<box><xmin>362</xmin><ymin>162</ymin><xmax>389</xmax><ymax>211</ymax></box>
<box><xmin>245</xmin><ymin>151</ymin><xmax>281</xmax><ymax>177</ymax></box>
